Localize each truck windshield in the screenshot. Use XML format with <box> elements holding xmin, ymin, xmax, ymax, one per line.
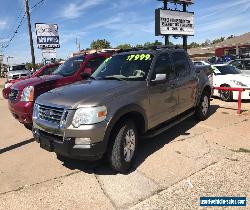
<box><xmin>10</xmin><ymin>65</ymin><xmax>26</xmax><ymax>71</ymax></box>
<box><xmin>53</xmin><ymin>56</ymin><xmax>84</xmax><ymax>76</ymax></box>
<box><xmin>213</xmin><ymin>65</ymin><xmax>241</xmax><ymax>75</ymax></box>
<box><xmin>92</xmin><ymin>53</ymin><xmax>153</xmax><ymax>81</ymax></box>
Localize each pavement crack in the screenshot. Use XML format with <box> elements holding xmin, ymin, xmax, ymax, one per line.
<box><xmin>93</xmin><ymin>171</ymin><xmax>117</xmax><ymax>210</ymax></box>
<box><xmin>130</xmin><ymin>159</ymin><xmax>222</xmax><ymax>208</ymax></box>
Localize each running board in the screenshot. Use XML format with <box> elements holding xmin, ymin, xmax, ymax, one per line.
<box><xmin>143</xmin><ymin>111</ymin><xmax>195</xmax><ymax>139</ymax></box>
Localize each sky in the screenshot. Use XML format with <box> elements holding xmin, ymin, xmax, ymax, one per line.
<box><xmin>0</xmin><ymin>0</ymin><xmax>250</xmax><ymax>64</ymax></box>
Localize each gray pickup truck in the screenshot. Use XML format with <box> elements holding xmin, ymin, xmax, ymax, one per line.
<box><xmin>32</xmin><ymin>47</ymin><xmax>212</xmax><ymax>173</ymax></box>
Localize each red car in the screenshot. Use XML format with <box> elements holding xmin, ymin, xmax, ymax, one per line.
<box><xmin>8</xmin><ymin>52</ymin><xmax>112</xmax><ymax>130</ymax></box>
<box><xmin>2</xmin><ymin>63</ymin><xmax>61</xmax><ymax>99</ymax></box>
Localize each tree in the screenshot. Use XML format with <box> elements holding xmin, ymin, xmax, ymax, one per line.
<box><xmin>188</xmin><ymin>42</ymin><xmax>200</xmax><ymax>49</ymax></box>
<box><xmin>211</xmin><ymin>37</ymin><xmax>225</xmax><ymax>45</ymax></box>
<box><xmin>135</xmin><ymin>44</ymin><xmax>143</xmax><ymax>48</ymax></box>
<box><xmin>144</xmin><ymin>40</ymin><xmax>163</xmax><ymax>47</ymax></box>
<box><xmin>227</xmin><ymin>35</ymin><xmax>234</xmax><ymax>39</ymax></box>
<box><xmin>90</xmin><ymin>39</ymin><xmax>111</xmax><ymax>49</ymax></box>
<box><xmin>201</xmin><ymin>39</ymin><xmax>211</xmax><ymax>47</ymax></box>
<box><xmin>116</xmin><ymin>44</ymin><xmax>132</xmax><ymax>50</ymax></box>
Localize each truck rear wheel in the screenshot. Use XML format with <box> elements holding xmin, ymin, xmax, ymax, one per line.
<box><xmin>108</xmin><ymin>120</ymin><xmax>138</xmax><ymax>173</ymax></box>
<box><xmin>195</xmin><ymin>91</ymin><xmax>210</xmax><ymax>121</ymax></box>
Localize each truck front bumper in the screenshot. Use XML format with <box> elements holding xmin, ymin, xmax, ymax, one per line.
<box><xmin>8</xmin><ymin>101</ymin><xmax>33</xmax><ymax>124</ymax></box>
<box><xmin>32</xmin><ymin>120</ymin><xmax>108</xmax><ymax>160</ymax></box>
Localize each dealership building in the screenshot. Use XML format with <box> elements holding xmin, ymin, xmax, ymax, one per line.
<box><xmin>188</xmin><ymin>32</ymin><xmax>250</xmax><ymax>60</ymax></box>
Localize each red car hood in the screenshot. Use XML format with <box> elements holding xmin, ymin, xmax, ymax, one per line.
<box><xmin>12</xmin><ymin>75</ymin><xmax>63</xmax><ymax>91</ymax></box>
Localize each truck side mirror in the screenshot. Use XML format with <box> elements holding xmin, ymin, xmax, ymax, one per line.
<box><xmin>151</xmin><ymin>74</ymin><xmax>167</xmax><ymax>84</ymax></box>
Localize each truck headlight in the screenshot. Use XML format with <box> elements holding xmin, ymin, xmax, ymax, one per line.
<box><xmin>21</xmin><ymin>86</ymin><xmax>34</xmax><ymax>101</ymax></box>
<box><xmin>72</xmin><ymin>106</ymin><xmax>107</xmax><ymax>127</ymax></box>
<box><xmin>232</xmin><ymin>80</ymin><xmax>247</xmax><ymax>87</ymax></box>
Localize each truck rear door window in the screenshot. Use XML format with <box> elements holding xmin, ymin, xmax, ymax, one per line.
<box><xmin>172</xmin><ymin>52</ymin><xmax>191</xmax><ymax>77</ymax></box>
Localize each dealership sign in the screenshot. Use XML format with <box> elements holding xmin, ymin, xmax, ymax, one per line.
<box><xmin>35</xmin><ymin>23</ymin><xmax>60</xmax><ymax>49</ymax></box>
<box><xmin>155</xmin><ymin>9</ymin><xmax>194</xmax><ymax>36</ymax></box>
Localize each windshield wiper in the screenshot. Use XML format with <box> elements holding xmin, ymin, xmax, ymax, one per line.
<box><xmin>102</xmin><ymin>76</ymin><xmax>124</xmax><ymax>81</ymax></box>
<box><xmin>89</xmin><ymin>76</ymin><xmax>96</xmax><ymax>80</ymax></box>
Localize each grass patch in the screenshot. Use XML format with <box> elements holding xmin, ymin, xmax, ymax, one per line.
<box><xmin>232</xmin><ymin>148</ymin><xmax>250</xmax><ymax>154</ymax></box>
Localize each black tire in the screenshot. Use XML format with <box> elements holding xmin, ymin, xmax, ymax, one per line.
<box><xmin>56</xmin><ymin>154</ymin><xmax>70</xmax><ymax>162</ymax></box>
<box><xmin>24</xmin><ymin>123</ymin><xmax>33</xmax><ymax>131</ymax></box>
<box><xmin>220</xmin><ymin>85</ymin><xmax>233</xmax><ymax>102</ymax></box>
<box><xmin>195</xmin><ymin>91</ymin><xmax>210</xmax><ymax>121</ymax></box>
<box><xmin>108</xmin><ymin>120</ymin><xmax>138</xmax><ymax>173</ymax></box>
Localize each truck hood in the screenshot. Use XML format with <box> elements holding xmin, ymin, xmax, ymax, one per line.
<box><xmin>12</xmin><ymin>75</ymin><xmax>63</xmax><ymax>91</ymax></box>
<box><xmin>36</xmin><ymin>80</ymin><xmax>142</xmax><ymax>109</ymax></box>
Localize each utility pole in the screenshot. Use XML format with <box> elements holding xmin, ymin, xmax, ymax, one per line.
<box><xmin>182</xmin><ymin>2</ymin><xmax>188</xmax><ymax>51</ymax></box>
<box><xmin>25</xmin><ymin>0</ymin><xmax>36</xmax><ymax>70</ymax></box>
<box><xmin>163</xmin><ymin>0</ymin><xmax>169</xmax><ymax>45</ymax></box>
<box><xmin>76</xmin><ymin>37</ymin><xmax>81</xmax><ymax>51</ymax></box>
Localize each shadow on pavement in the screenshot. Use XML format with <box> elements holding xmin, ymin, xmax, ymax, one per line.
<box><xmin>60</xmin><ymin>105</ymin><xmax>219</xmax><ymax>175</ymax></box>
<box><xmin>0</xmin><ymin>138</ymin><xmax>35</xmax><ymax>155</ymax></box>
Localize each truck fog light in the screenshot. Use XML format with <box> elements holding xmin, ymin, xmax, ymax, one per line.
<box><xmin>75</xmin><ymin>138</ymin><xmax>91</xmax><ymax>145</ymax></box>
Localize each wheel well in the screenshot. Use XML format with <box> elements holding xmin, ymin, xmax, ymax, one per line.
<box><xmin>220</xmin><ymin>83</ymin><xmax>230</xmax><ymax>87</ymax></box>
<box><xmin>112</xmin><ymin>112</ymin><xmax>146</xmax><ymax>135</ymax></box>
<box><xmin>203</xmin><ymin>85</ymin><xmax>212</xmax><ymax>97</ymax></box>
<box><xmin>219</xmin><ymin>84</ymin><xmax>230</xmax><ymax>93</ymax></box>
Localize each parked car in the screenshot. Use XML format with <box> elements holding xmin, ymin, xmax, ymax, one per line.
<box><xmin>32</xmin><ymin>47</ymin><xmax>212</xmax><ymax>173</ymax></box>
<box><xmin>8</xmin><ymin>52</ymin><xmax>112</xmax><ymax>130</ymax></box>
<box><xmin>2</xmin><ymin>63</ymin><xmax>61</xmax><ymax>99</ymax></box>
<box><xmin>193</xmin><ymin>61</ymin><xmax>210</xmax><ymax>66</ymax></box>
<box><xmin>228</xmin><ymin>58</ymin><xmax>250</xmax><ymax>74</ymax></box>
<box><xmin>7</xmin><ymin>64</ymin><xmax>31</xmax><ymax>82</ymax></box>
<box><xmin>212</xmin><ymin>64</ymin><xmax>250</xmax><ymax>101</ymax></box>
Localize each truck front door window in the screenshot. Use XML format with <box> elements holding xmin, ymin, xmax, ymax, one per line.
<box><xmin>153</xmin><ymin>53</ymin><xmax>175</xmax><ymax>80</ymax></box>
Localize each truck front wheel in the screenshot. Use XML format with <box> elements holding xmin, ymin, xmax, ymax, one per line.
<box><xmin>195</xmin><ymin>91</ymin><xmax>210</xmax><ymax>121</ymax></box>
<box><xmin>108</xmin><ymin>120</ymin><xmax>138</xmax><ymax>173</ymax></box>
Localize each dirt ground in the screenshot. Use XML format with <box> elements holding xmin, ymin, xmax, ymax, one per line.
<box><xmin>0</xmin><ymin>78</ymin><xmax>249</xmax><ymax>210</ymax></box>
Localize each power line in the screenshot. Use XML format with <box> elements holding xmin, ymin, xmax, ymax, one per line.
<box><xmin>2</xmin><ymin>0</ymin><xmax>46</xmax><ymax>50</ymax></box>
<box><xmin>3</xmin><ymin>13</ymin><xmax>26</xmax><ymax>49</ymax></box>
<box><xmin>6</xmin><ymin>5</ymin><xmax>25</xmax><ymax>38</ymax></box>
<box><xmin>31</xmin><ymin>0</ymin><xmax>46</xmax><ymax>10</ymax></box>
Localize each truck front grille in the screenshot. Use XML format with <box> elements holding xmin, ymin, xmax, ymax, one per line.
<box><xmin>9</xmin><ymin>89</ymin><xmax>19</xmax><ymax>102</ymax></box>
<box><xmin>12</xmin><ymin>75</ymin><xmax>20</xmax><ymax>80</ymax></box>
<box><xmin>12</xmin><ymin>74</ymin><xmax>28</xmax><ymax>80</ymax></box>
<box><xmin>38</xmin><ymin>104</ymin><xmax>64</xmax><ymax>124</ymax></box>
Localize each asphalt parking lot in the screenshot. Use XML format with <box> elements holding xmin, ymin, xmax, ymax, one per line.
<box><xmin>0</xmin><ymin>78</ymin><xmax>249</xmax><ymax>210</ymax></box>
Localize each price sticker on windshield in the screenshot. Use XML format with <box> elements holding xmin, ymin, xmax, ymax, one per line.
<box><xmin>104</xmin><ymin>57</ymin><xmax>112</xmax><ymax>63</ymax></box>
<box><xmin>211</xmin><ymin>66</ymin><xmax>221</xmax><ymax>74</ymax></box>
<box><xmin>126</xmin><ymin>54</ymin><xmax>152</xmax><ymax>61</ymax></box>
